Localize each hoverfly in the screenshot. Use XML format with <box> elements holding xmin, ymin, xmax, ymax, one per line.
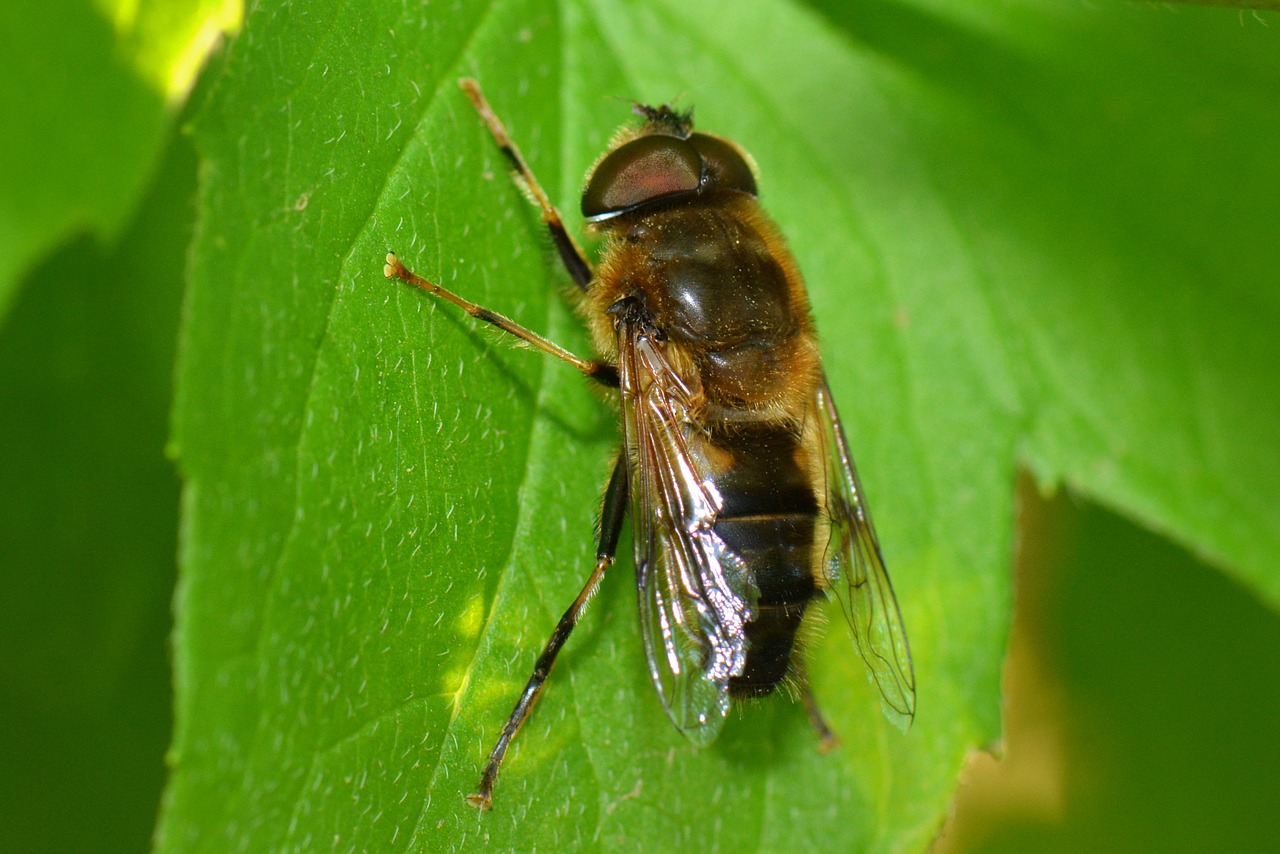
<box><xmin>384</xmin><ymin>79</ymin><xmax>916</xmax><ymax>811</ymax></box>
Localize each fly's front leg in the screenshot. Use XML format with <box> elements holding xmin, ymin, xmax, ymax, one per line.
<box><xmin>467</xmin><ymin>456</ymin><xmax>629</xmax><ymax>811</ymax></box>
<box><xmin>383</xmin><ymin>254</ymin><xmax>618</xmax><ymax>388</ymax></box>
<box><xmin>458</xmin><ymin>78</ymin><xmax>595</xmax><ymax>291</ymax></box>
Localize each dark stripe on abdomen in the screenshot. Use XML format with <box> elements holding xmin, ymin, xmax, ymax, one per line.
<box><xmin>708</xmin><ymin>425</ymin><xmax>821</xmax><ymax>698</ymax></box>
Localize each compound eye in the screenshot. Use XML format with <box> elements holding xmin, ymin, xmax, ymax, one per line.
<box><xmin>582</xmin><ymin>135</ymin><xmax>701</xmax><ymax>220</ymax></box>
<box><xmin>688</xmin><ymin>133</ymin><xmax>757</xmax><ymax>196</ymax></box>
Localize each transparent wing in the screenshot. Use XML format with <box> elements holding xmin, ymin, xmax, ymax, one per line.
<box><xmin>617</xmin><ymin>321</ymin><xmax>754</xmax><ymax>746</ymax></box>
<box><xmin>814</xmin><ymin>377</ymin><xmax>916</xmax><ymax>729</ymax></box>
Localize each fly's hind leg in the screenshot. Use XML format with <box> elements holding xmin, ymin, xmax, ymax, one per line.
<box><xmin>796</xmin><ymin>660</ymin><xmax>841</xmax><ymax>753</ymax></box>
<box><xmin>467</xmin><ymin>455</ymin><xmax>629</xmax><ymax>810</ymax></box>
<box><xmin>459</xmin><ymin>77</ymin><xmax>594</xmax><ymax>291</ymax></box>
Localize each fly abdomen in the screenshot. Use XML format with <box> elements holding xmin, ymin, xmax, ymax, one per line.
<box><xmin>717</xmin><ymin>514</ymin><xmax>818</xmax><ymax>697</ymax></box>
<box><xmin>708</xmin><ymin>425</ymin><xmax>822</xmax><ymax>698</ymax></box>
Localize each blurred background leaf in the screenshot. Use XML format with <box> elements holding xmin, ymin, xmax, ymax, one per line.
<box><xmin>939</xmin><ymin>480</ymin><xmax>1280</xmax><ymax>853</ymax></box>
<box><xmin>0</xmin><ymin>0</ymin><xmax>239</xmax><ymax>317</ymax></box>
<box><xmin>0</xmin><ymin>0</ymin><xmax>234</xmax><ymax>849</ymax></box>
<box><xmin>0</xmin><ymin>126</ymin><xmax>193</xmax><ymax>851</ymax></box>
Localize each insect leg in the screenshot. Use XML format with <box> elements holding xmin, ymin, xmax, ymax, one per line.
<box><xmin>459</xmin><ymin>77</ymin><xmax>595</xmax><ymax>291</ymax></box>
<box><xmin>468</xmin><ymin>456</ymin><xmax>629</xmax><ymax>810</ymax></box>
<box><xmin>384</xmin><ymin>253</ymin><xmax>618</xmax><ymax>387</ymax></box>
<box><xmin>798</xmin><ymin>665</ymin><xmax>841</xmax><ymax>753</ymax></box>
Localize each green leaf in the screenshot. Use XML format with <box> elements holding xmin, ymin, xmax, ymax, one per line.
<box><xmin>161</xmin><ymin>0</ymin><xmax>1280</xmax><ymax>850</ymax></box>
<box><xmin>0</xmin><ymin>0</ymin><xmax>238</xmax><ymax>319</ymax></box>
<box><xmin>0</xmin><ymin>127</ymin><xmax>193</xmax><ymax>852</ymax></box>
<box><xmin>942</xmin><ymin>486</ymin><xmax>1280</xmax><ymax>852</ymax></box>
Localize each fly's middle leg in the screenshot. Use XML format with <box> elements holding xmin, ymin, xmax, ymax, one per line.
<box><xmin>467</xmin><ymin>455</ymin><xmax>629</xmax><ymax>810</ymax></box>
